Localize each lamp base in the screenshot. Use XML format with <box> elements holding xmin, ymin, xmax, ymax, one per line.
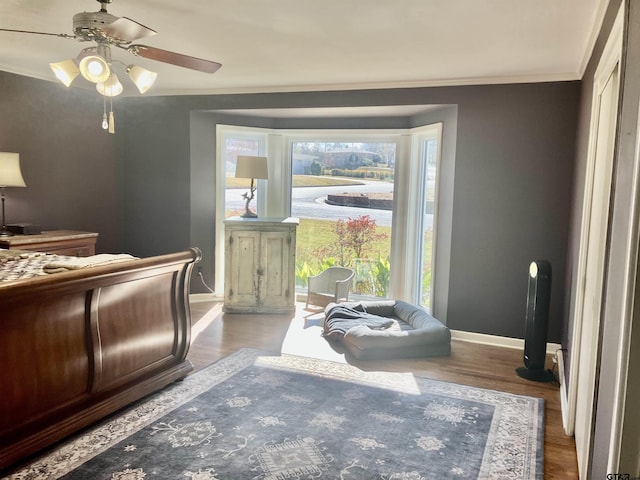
<box><xmin>0</xmin><ymin>228</ymin><xmax>14</xmax><ymax>237</ymax></box>
<box><xmin>241</xmin><ymin>187</ymin><xmax>258</xmax><ymax>218</ymax></box>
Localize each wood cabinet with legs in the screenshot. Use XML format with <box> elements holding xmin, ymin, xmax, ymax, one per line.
<box><xmin>223</xmin><ymin>217</ymin><xmax>298</xmax><ymax>314</ymax></box>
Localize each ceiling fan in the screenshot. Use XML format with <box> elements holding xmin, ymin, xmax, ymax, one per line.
<box><xmin>0</xmin><ymin>0</ymin><xmax>221</xmax><ymax>132</ymax></box>
<box><xmin>0</xmin><ymin>0</ymin><xmax>221</xmax><ymax>92</ymax></box>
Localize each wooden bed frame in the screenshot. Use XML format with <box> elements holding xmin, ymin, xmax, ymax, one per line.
<box><xmin>0</xmin><ymin>248</ymin><xmax>201</xmax><ymax>471</ymax></box>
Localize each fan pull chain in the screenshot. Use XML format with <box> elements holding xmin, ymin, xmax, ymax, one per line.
<box><xmin>108</xmin><ymin>96</ymin><xmax>115</xmax><ymax>134</ymax></box>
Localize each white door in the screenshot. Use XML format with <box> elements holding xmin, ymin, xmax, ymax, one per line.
<box><xmin>571</xmin><ymin>7</ymin><xmax>622</xmax><ymax>477</ymax></box>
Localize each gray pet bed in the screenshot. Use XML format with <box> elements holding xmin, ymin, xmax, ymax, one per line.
<box><xmin>323</xmin><ymin>299</ymin><xmax>451</xmax><ymax>360</ymax></box>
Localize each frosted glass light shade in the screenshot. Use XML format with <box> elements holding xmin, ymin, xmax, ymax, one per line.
<box><xmin>0</xmin><ymin>153</ymin><xmax>26</xmax><ymax>188</ymax></box>
<box><xmin>97</xmin><ymin>74</ymin><xmax>124</xmax><ymax>97</ymax></box>
<box><xmin>127</xmin><ymin>65</ymin><xmax>157</xmax><ymax>94</ymax></box>
<box><xmin>79</xmin><ymin>55</ymin><xmax>110</xmax><ymax>83</ymax></box>
<box><xmin>50</xmin><ymin>59</ymin><xmax>79</xmax><ymax>87</ymax></box>
<box><xmin>235</xmin><ymin>156</ymin><xmax>269</xmax><ymax>180</ymax></box>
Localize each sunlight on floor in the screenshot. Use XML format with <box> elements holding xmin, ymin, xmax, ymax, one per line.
<box><xmin>256</xmin><ymin>354</ymin><xmax>422</xmax><ymax>395</ymax></box>
<box><xmin>191</xmin><ymin>303</ymin><xmax>223</xmax><ymax>343</ymax></box>
<box><xmin>281</xmin><ymin>305</ymin><xmax>347</xmax><ymax>363</ymax></box>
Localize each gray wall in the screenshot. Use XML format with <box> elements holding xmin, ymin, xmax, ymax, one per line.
<box><xmin>446</xmin><ymin>84</ymin><xmax>578</xmax><ymax>341</ymax></box>
<box><xmin>0</xmin><ymin>71</ymin><xmax>121</xmax><ymax>252</ymax></box>
<box><xmin>118</xmin><ymin>97</ymin><xmax>192</xmax><ymax>257</ymax></box>
<box><xmin>189</xmin><ymin>111</ymin><xmax>219</xmax><ymax>292</ymax></box>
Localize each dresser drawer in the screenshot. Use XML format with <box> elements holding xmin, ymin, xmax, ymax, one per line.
<box><xmin>0</xmin><ymin>230</ymin><xmax>98</xmax><ymax>257</ymax></box>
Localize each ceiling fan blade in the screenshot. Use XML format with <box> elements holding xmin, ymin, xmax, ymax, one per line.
<box><xmin>102</xmin><ymin>17</ymin><xmax>156</xmax><ymax>43</ymax></box>
<box><xmin>127</xmin><ymin>44</ymin><xmax>222</xmax><ymax>74</ymax></box>
<box><xmin>0</xmin><ymin>28</ymin><xmax>74</xmax><ymax>39</ymax></box>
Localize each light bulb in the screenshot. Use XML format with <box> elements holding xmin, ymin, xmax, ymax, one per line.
<box><xmin>78</xmin><ymin>55</ymin><xmax>110</xmax><ymax>83</ymax></box>
<box><xmin>88</xmin><ymin>60</ymin><xmax>104</xmax><ymax>76</ymax></box>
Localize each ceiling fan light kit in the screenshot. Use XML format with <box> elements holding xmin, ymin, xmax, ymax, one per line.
<box><xmin>96</xmin><ymin>73</ymin><xmax>123</xmax><ymax>97</ymax></box>
<box><xmin>1</xmin><ymin>0</ymin><xmax>222</xmax><ymax>134</ymax></box>
<box><xmin>126</xmin><ymin>65</ymin><xmax>157</xmax><ymax>94</ymax></box>
<box><xmin>78</xmin><ymin>53</ymin><xmax>111</xmax><ymax>83</ymax></box>
<box><xmin>49</xmin><ymin>59</ymin><xmax>80</xmax><ymax>87</ymax></box>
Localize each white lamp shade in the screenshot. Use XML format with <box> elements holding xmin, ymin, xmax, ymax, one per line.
<box><xmin>127</xmin><ymin>65</ymin><xmax>157</xmax><ymax>94</ymax></box>
<box><xmin>79</xmin><ymin>55</ymin><xmax>111</xmax><ymax>83</ymax></box>
<box><xmin>97</xmin><ymin>74</ymin><xmax>124</xmax><ymax>97</ymax></box>
<box><xmin>0</xmin><ymin>153</ymin><xmax>26</xmax><ymax>188</ymax></box>
<box><xmin>50</xmin><ymin>59</ymin><xmax>79</xmax><ymax>87</ymax></box>
<box><xmin>235</xmin><ymin>156</ymin><xmax>269</xmax><ymax>179</ymax></box>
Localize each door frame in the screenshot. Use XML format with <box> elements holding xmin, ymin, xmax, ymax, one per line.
<box><xmin>566</xmin><ymin>4</ymin><xmax>623</xmax><ymax>477</ymax></box>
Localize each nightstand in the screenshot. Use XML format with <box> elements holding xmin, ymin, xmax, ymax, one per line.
<box><xmin>0</xmin><ymin>230</ymin><xmax>98</xmax><ymax>257</ymax></box>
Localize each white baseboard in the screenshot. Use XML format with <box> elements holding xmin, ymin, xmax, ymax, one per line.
<box><xmin>556</xmin><ymin>348</ymin><xmax>573</xmax><ymax>435</ymax></box>
<box><xmin>450</xmin><ymin>329</ymin><xmax>562</xmax><ymax>356</ymax></box>
<box><xmin>189</xmin><ymin>293</ymin><xmax>223</xmax><ymax>303</ymax></box>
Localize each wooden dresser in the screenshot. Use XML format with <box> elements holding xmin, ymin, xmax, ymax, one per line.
<box><xmin>0</xmin><ymin>230</ymin><xmax>98</xmax><ymax>257</ymax></box>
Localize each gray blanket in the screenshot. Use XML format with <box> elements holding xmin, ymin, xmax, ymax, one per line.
<box><xmin>323</xmin><ymin>304</ymin><xmax>394</xmax><ymax>339</ymax></box>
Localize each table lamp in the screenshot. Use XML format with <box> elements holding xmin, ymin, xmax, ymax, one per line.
<box><xmin>235</xmin><ymin>155</ymin><xmax>268</xmax><ymax>218</ymax></box>
<box><xmin>0</xmin><ymin>152</ymin><xmax>26</xmax><ymax>237</ymax></box>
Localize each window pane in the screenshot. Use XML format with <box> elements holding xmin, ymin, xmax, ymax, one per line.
<box><xmin>420</xmin><ymin>138</ymin><xmax>438</xmax><ymax>310</ymax></box>
<box><xmin>291</xmin><ymin>141</ymin><xmax>396</xmax><ymax>300</ymax></box>
<box><xmin>224</xmin><ymin>138</ymin><xmax>260</xmax><ymax>218</ymax></box>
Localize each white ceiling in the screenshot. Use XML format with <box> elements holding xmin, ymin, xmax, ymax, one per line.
<box><xmin>0</xmin><ymin>0</ymin><xmax>608</xmax><ymax>97</ymax></box>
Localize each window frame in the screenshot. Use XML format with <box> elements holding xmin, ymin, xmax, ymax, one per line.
<box><xmin>214</xmin><ymin>125</ymin><xmax>268</xmax><ymax>293</ymax></box>
<box><xmin>215</xmin><ymin>124</ymin><xmax>444</xmax><ymax>312</ymax></box>
<box><xmin>411</xmin><ymin>123</ymin><xmax>443</xmax><ymax>310</ymax></box>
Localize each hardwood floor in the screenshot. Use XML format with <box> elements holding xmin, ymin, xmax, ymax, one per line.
<box><xmin>188</xmin><ymin>300</ymin><xmax>579</xmax><ymax>479</ymax></box>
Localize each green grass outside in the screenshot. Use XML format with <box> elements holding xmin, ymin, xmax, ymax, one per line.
<box><xmin>296</xmin><ymin>217</ymin><xmax>392</xmax><ymax>266</ymax></box>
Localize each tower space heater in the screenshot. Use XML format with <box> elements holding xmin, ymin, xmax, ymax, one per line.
<box><xmin>516</xmin><ymin>260</ymin><xmax>555</xmax><ymax>382</ymax></box>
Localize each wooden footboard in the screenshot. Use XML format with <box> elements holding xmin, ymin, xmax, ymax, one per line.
<box><xmin>0</xmin><ymin>248</ymin><xmax>201</xmax><ymax>471</ymax></box>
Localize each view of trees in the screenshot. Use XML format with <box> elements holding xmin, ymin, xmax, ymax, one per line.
<box><xmin>335</xmin><ymin>215</ymin><xmax>386</xmax><ymax>264</ymax></box>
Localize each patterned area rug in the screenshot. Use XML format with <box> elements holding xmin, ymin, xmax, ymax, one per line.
<box><xmin>6</xmin><ymin>349</ymin><xmax>544</xmax><ymax>480</ymax></box>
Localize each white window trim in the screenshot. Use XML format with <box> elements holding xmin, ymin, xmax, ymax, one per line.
<box><xmin>412</xmin><ymin>123</ymin><xmax>443</xmax><ymax>309</ymax></box>
<box><xmin>214</xmin><ymin>125</ymin><xmax>268</xmax><ymax>295</ymax></box>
